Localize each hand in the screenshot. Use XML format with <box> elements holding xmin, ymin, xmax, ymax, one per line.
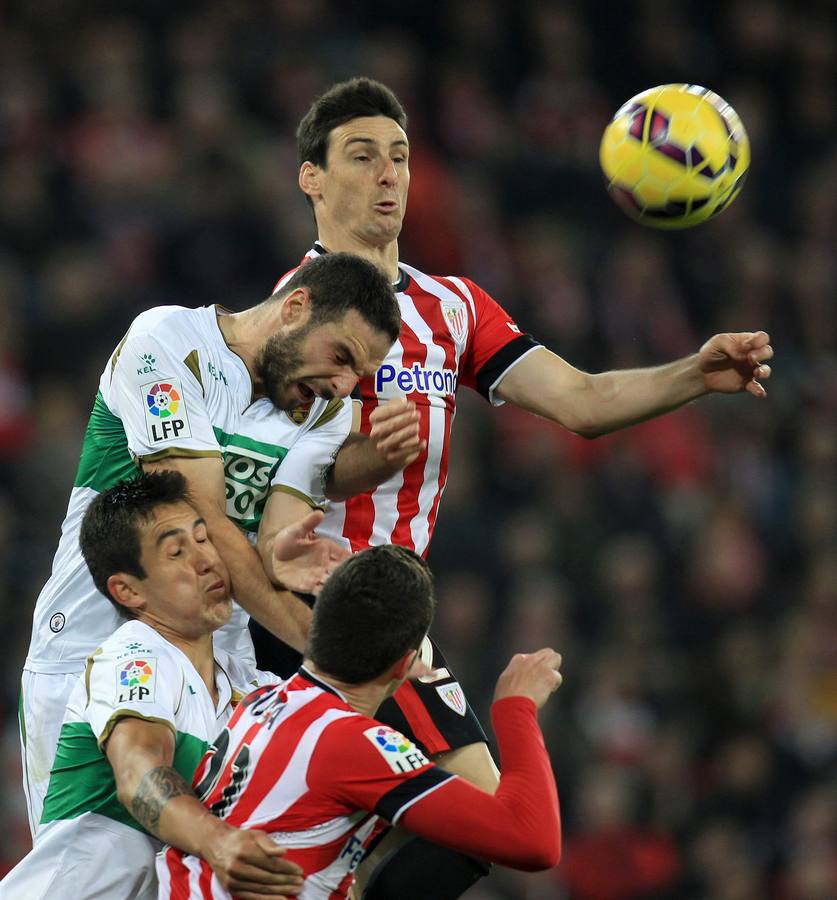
<box><xmin>369</xmin><ymin>399</ymin><xmax>426</xmax><ymax>470</ymax></box>
<box><xmin>203</xmin><ymin>823</ymin><xmax>304</xmax><ymax>899</ymax></box>
<box><xmin>271</xmin><ymin>509</ymin><xmax>349</xmax><ymax>594</ymax></box>
<box><xmin>494</xmin><ymin>649</ymin><xmax>563</xmax><ymax>709</ymax></box>
<box><xmin>698</xmin><ymin>331</ymin><xmax>773</xmax><ymax>398</ymax></box>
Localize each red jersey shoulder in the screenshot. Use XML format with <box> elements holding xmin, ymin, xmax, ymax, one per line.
<box><xmin>307</xmin><ymin>713</ymin><xmax>433</xmax><ymax>793</ymax></box>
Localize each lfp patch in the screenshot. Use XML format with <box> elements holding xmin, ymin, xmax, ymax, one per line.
<box><xmin>363</xmin><ymin>725</ymin><xmax>429</xmax><ymax>774</ymax></box>
<box><xmin>116</xmin><ymin>657</ymin><xmax>156</xmax><ymax>703</ymax></box>
<box><xmin>142</xmin><ymin>378</ymin><xmax>191</xmax><ymax>443</ymax></box>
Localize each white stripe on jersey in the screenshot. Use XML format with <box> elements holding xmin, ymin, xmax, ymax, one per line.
<box><xmin>397</xmin><ymin>293</ymin><xmax>451</xmax><ymax>552</ymax></box>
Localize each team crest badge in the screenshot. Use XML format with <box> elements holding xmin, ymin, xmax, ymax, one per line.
<box><xmin>440</xmin><ymin>300</ymin><xmax>467</xmax><ymax>343</ymax></box>
<box><xmin>436</xmin><ymin>681</ymin><xmax>467</xmax><ymax>716</ymax></box>
<box><xmin>288</xmin><ymin>401</ymin><xmax>312</xmax><ymax>425</ymax></box>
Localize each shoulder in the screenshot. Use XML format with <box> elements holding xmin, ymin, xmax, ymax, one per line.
<box><xmin>400</xmin><ymin>264</ymin><xmax>486</xmax><ymax>309</ymax></box>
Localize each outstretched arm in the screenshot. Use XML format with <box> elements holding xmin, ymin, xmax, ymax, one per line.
<box><xmin>495</xmin><ymin>332</ymin><xmax>773</xmax><ymax>438</ymax></box>
<box><xmin>107</xmin><ymin>717</ymin><xmax>303</xmax><ymax>899</ymax></box>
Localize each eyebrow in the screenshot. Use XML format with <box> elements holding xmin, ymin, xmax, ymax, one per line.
<box><xmin>337</xmin><ymin>342</ymin><xmax>358</xmax><ymax>369</ymax></box>
<box><xmin>155</xmin><ymin>518</ymin><xmax>206</xmax><ymax>547</ymax></box>
<box><xmin>345</xmin><ymin>137</ymin><xmax>409</xmax><ymax>149</ymax></box>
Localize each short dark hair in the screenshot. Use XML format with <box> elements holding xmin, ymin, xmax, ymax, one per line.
<box><xmin>307</xmin><ymin>545</ymin><xmax>434</xmax><ymax>684</ymax></box>
<box><xmin>276</xmin><ymin>251</ymin><xmax>400</xmax><ymax>344</ymax></box>
<box><xmin>297</xmin><ymin>77</ymin><xmax>408</xmax><ymax>169</ymax></box>
<box><xmin>80</xmin><ymin>471</ymin><xmax>191</xmax><ymax>613</ymax></box>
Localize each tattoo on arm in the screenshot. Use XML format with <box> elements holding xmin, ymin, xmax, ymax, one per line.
<box><xmin>131</xmin><ymin>766</ymin><xmax>193</xmax><ymax>834</ymax></box>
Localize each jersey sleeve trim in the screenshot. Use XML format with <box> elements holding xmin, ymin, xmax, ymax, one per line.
<box><xmin>267</xmin><ymin>484</ymin><xmax>322</xmax><ymax>510</ymax></box>
<box><xmin>311</xmin><ymin>398</ymin><xmax>345</xmax><ymax>430</ymax></box>
<box><xmin>373</xmin><ymin>767</ymin><xmax>456</xmax><ymax>824</ymax></box>
<box><xmin>138</xmin><ymin>448</ymin><xmax>223</xmax><ymax>463</ymax></box>
<box><xmin>84</xmin><ymin>648</ymin><xmax>104</xmax><ymax>706</ymax></box>
<box><xmin>477</xmin><ymin>337</ymin><xmax>542</xmax><ymax>406</ymax></box>
<box><xmin>183</xmin><ymin>350</ymin><xmax>204</xmax><ymax>396</ymax></box>
<box><xmin>97</xmin><ymin>710</ymin><xmax>177</xmax><ymax>750</ymax></box>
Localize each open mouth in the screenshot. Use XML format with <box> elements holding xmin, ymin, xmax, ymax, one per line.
<box><xmin>297</xmin><ymin>382</ymin><xmax>316</xmax><ymax>402</ymax></box>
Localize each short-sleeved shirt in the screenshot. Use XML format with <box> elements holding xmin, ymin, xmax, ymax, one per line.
<box><xmin>158</xmin><ymin>668</ymin><xmax>457</xmax><ymax>899</ymax></box>
<box><xmin>276</xmin><ymin>245</ymin><xmax>542</xmax><ymax>557</ymax></box>
<box><xmin>0</xmin><ymin>622</ymin><xmax>275</xmax><ymax>900</ymax></box>
<box><xmin>25</xmin><ymin>305</ymin><xmax>351</xmax><ymax>673</ymax></box>
<box><xmin>40</xmin><ymin>619</ymin><xmax>275</xmax><ymax>831</ymax></box>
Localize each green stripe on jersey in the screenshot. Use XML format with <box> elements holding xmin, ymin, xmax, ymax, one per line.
<box><xmin>213</xmin><ymin>426</ymin><xmax>289</xmax><ymax>533</ymax></box>
<box><xmin>74</xmin><ymin>392</ymin><xmax>139</xmax><ymax>492</ymax></box>
<box><xmin>40</xmin><ymin>721</ymin><xmax>209</xmax><ymax>832</ymax></box>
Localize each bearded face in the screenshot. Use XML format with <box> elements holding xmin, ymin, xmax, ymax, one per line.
<box><xmin>254</xmin><ymin>324</ymin><xmax>313</xmax><ymax>410</ymax></box>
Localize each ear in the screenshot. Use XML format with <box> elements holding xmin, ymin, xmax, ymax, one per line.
<box><xmin>278</xmin><ymin>287</ymin><xmax>312</xmax><ymax>330</ymax></box>
<box><xmin>299</xmin><ymin>162</ymin><xmax>322</xmax><ymax>202</ymax></box>
<box><xmin>107</xmin><ymin>573</ymin><xmax>146</xmax><ymax>614</ymax></box>
<box><xmin>390</xmin><ymin>649</ymin><xmax>417</xmax><ymax>684</ymax></box>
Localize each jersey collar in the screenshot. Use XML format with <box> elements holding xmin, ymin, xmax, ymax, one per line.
<box><xmin>310</xmin><ymin>242</ymin><xmax>410</xmax><ymax>293</ymax></box>
<box><xmin>298</xmin><ymin>664</ymin><xmax>351</xmax><ymax>705</ymax></box>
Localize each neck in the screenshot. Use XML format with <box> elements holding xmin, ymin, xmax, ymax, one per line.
<box><xmin>315</xmin><ymin>228</ymin><xmax>400</xmax><ymax>283</ymax></box>
<box><xmin>303</xmin><ymin>659</ymin><xmax>393</xmax><ymax>717</ymax></box>
<box><xmin>215</xmin><ymin>303</ymin><xmax>279</xmax><ymax>388</ymax></box>
<box><xmin>141</xmin><ymin>618</ymin><xmax>218</xmax><ymax>702</ymax></box>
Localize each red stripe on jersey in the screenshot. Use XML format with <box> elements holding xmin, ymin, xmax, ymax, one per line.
<box><xmin>391</xmin><ymin>679</ymin><xmax>449</xmax><ymax>754</ymax></box>
<box><xmin>341</xmin><ymin>395</ymin><xmax>380</xmax><ymax>552</ymax></box>
<box><xmin>224</xmin><ymin>690</ymin><xmax>339</xmax><ymax>828</ymax></box>
<box><xmin>390</xmin><ymin>314</ymin><xmax>429</xmax><ymax>548</ymax></box>
<box><xmin>409</xmin><ymin>279</ymin><xmax>461</xmax><ymax>554</ymax></box>
<box><xmin>424</xmin><ymin>406</ymin><xmax>453</xmax><ymax>552</ymax></box>
<box><xmin>163</xmin><ymin>846</ymin><xmax>193</xmax><ymax>900</ymax></box>
<box><xmin>198</xmin><ymin>859</ymin><xmax>214</xmax><ymax>897</ymax></box>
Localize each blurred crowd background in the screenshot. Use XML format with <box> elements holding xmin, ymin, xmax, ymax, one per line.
<box><xmin>2</xmin><ymin>0</ymin><xmax>836</xmax><ymax>897</ymax></box>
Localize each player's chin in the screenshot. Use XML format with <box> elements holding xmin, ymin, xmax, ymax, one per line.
<box><xmin>206</xmin><ymin>596</ymin><xmax>233</xmax><ymax>628</ymax></box>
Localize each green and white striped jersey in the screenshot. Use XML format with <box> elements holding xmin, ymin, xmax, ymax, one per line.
<box><xmin>25</xmin><ymin>305</ymin><xmax>351</xmax><ymax>674</ymax></box>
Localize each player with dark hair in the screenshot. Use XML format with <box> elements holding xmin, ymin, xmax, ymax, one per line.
<box><xmin>19</xmin><ymin>251</ymin><xmax>420</xmax><ymax>836</ymax></box>
<box><xmin>3</xmin><ymin>472</ymin><xmax>303</xmax><ymax>899</ymax></box>
<box><xmin>159</xmin><ymin>545</ymin><xmax>562</xmax><ymax>899</ymax></box>
<box><xmin>249</xmin><ymin>76</ymin><xmax>775</xmax><ymax>898</ymax></box>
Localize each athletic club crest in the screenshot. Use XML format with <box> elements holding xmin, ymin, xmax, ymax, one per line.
<box><xmin>436</xmin><ymin>681</ymin><xmax>467</xmax><ymax>716</ymax></box>
<box><xmin>440</xmin><ymin>300</ymin><xmax>467</xmax><ymax>343</ymax></box>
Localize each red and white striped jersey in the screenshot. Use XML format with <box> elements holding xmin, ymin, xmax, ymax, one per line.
<box><xmin>157</xmin><ymin>669</ymin><xmax>456</xmax><ymax>900</ymax></box>
<box><xmin>276</xmin><ymin>246</ymin><xmax>541</xmax><ymax>557</ymax></box>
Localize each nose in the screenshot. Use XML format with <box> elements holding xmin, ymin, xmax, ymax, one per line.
<box><xmin>378</xmin><ymin>158</ymin><xmax>398</xmax><ymax>186</ymax></box>
<box><xmin>330</xmin><ymin>372</ymin><xmax>360</xmax><ymax>398</ymax></box>
<box><xmin>193</xmin><ymin>539</ymin><xmax>219</xmax><ymax>573</ymax></box>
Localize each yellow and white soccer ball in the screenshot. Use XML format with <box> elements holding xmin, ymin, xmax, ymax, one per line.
<box><xmin>599</xmin><ymin>83</ymin><xmax>750</xmax><ymax>229</ymax></box>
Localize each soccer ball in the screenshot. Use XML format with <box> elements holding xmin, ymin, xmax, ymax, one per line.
<box><xmin>599</xmin><ymin>84</ymin><xmax>750</xmax><ymax>229</ymax></box>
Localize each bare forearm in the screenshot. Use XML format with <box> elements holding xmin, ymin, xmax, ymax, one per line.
<box><xmin>503</xmin><ymin>351</ymin><xmax>706</xmax><ymax>438</ymax></box>
<box><xmin>326</xmin><ymin>434</ymin><xmax>396</xmax><ymax>501</ymax></box>
<box><xmin>128</xmin><ymin>765</ymin><xmax>225</xmax><ymax>856</ymax></box>
<box><xmin>203</xmin><ymin>509</ymin><xmax>311</xmax><ymax>651</ymax></box>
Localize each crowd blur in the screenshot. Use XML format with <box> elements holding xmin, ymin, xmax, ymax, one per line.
<box><xmin>2</xmin><ymin>0</ymin><xmax>836</xmax><ymax>897</ymax></box>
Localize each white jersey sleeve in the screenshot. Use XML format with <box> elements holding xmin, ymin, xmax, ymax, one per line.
<box><xmin>107</xmin><ymin>330</ymin><xmax>221</xmax><ymax>463</ymax></box>
<box><xmin>269</xmin><ymin>398</ymin><xmax>352</xmax><ymax>508</ymax></box>
<box><xmin>85</xmin><ymin>638</ymin><xmax>185</xmax><ymax>748</ymax></box>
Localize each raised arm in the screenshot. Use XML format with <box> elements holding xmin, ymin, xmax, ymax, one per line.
<box><xmin>106</xmin><ymin>717</ymin><xmax>302</xmax><ymax>898</ymax></box>
<box><xmin>398</xmin><ymin>650</ymin><xmax>563</xmax><ymax>870</ymax></box>
<box><xmin>326</xmin><ymin>398</ymin><xmax>425</xmax><ymax>501</ymax></box>
<box><xmin>142</xmin><ymin>456</ymin><xmax>312</xmax><ymax>651</ymax></box>
<box><xmin>258</xmin><ymin>490</ymin><xmax>349</xmax><ymax>594</ymax></box>
<box><xmin>496</xmin><ymin>333</ymin><xmax>773</xmax><ymax>438</ymax></box>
